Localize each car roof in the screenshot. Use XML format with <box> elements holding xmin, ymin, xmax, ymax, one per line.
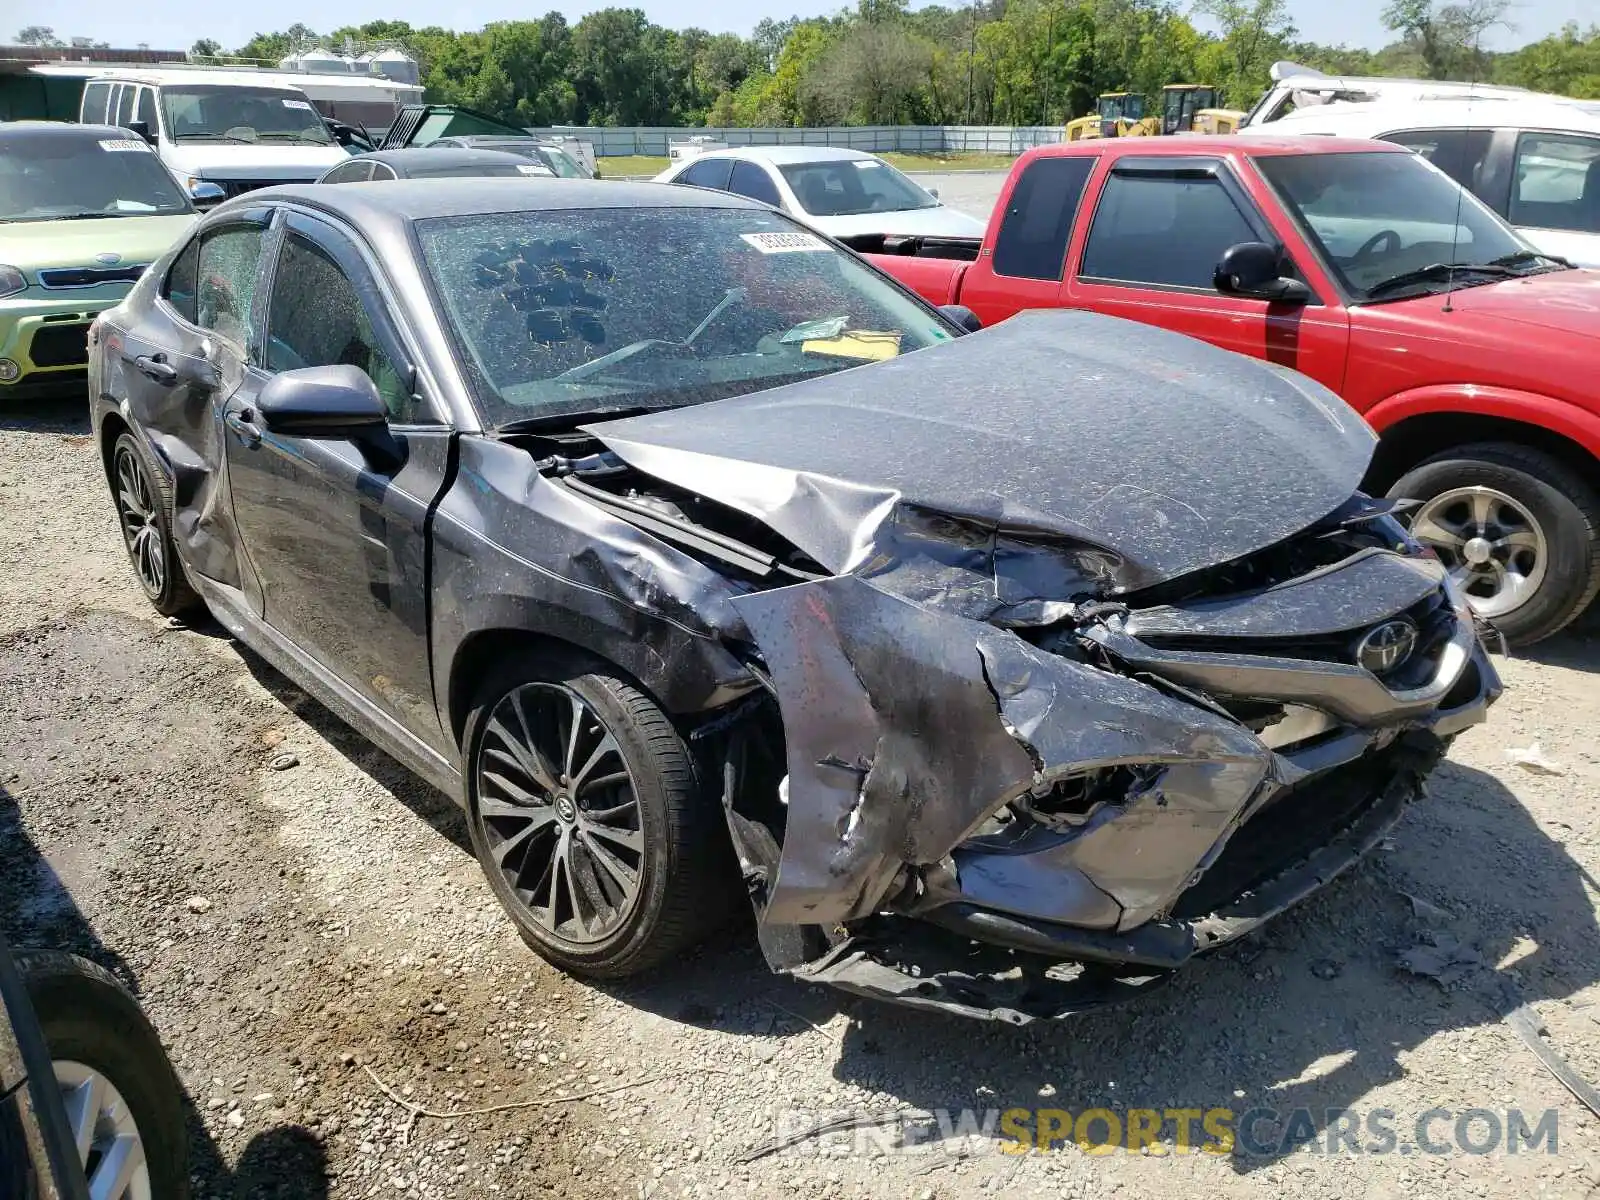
<box><xmin>1264</xmin><ymin>62</ymin><xmax>1534</xmax><ymax>96</ymax></box>
<box><xmin>1251</xmin><ymin>97</ymin><xmax>1600</xmax><ymax>136</ymax></box>
<box><xmin>1031</xmin><ymin>134</ymin><xmax>1410</xmax><ymax>159</ymax></box>
<box><xmin>238</xmin><ymin>178</ymin><xmax>765</xmax><ymax>234</ymax></box>
<box><xmin>0</xmin><ymin>120</ymin><xmax>141</xmax><ymax>146</ymax></box>
<box><xmin>352</xmin><ymin>147</ymin><xmax>544</xmax><ymax>172</ymax></box>
<box><xmin>689</xmin><ymin>145</ymin><xmax>879</xmax><ymax>166</ymax></box>
<box><xmin>40</xmin><ymin>67</ymin><xmax>310</xmax><ymax>92</ymax></box>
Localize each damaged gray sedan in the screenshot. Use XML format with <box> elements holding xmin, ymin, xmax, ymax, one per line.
<box><xmin>88</xmin><ymin>180</ymin><xmax>1500</xmax><ymax>1022</ymax></box>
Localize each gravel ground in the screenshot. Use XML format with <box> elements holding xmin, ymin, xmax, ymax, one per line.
<box><xmin>907</xmin><ymin>170</ymin><xmax>1006</xmax><ymax>222</ymax></box>
<box><xmin>3</xmin><ymin>394</ymin><xmax>1599</xmax><ymax>1200</ymax></box>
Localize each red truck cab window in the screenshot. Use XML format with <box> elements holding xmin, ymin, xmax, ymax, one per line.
<box><xmin>958</xmin><ymin>155</ymin><xmax>1096</xmax><ymax>322</ymax></box>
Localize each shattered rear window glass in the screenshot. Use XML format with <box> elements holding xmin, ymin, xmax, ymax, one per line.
<box><xmin>414</xmin><ymin>207</ymin><xmax>954</xmax><ymax>426</ymax></box>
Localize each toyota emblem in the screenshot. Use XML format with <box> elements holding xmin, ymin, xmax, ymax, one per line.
<box><xmin>1356</xmin><ymin>619</ymin><xmax>1419</xmax><ymax>675</ymax></box>
<box><xmin>95</xmin><ymin>252</ymin><xmax>122</xmax><ymax>265</ymax></box>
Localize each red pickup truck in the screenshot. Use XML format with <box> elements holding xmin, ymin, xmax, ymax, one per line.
<box><xmin>865</xmin><ymin>136</ymin><xmax>1600</xmax><ymax>646</ymax></box>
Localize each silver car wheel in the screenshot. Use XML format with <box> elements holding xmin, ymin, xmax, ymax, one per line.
<box><xmin>55</xmin><ymin>1059</ymin><xmax>153</xmax><ymax>1200</ymax></box>
<box><xmin>474</xmin><ymin>682</ymin><xmax>645</xmax><ymax>945</ymax></box>
<box><xmin>113</xmin><ymin>445</ymin><xmax>166</xmax><ymax>598</ymax></box>
<box><xmin>1409</xmin><ymin>485</ymin><xmax>1549</xmax><ymax>620</ymax></box>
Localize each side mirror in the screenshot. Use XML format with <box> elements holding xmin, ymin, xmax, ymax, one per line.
<box><xmin>257</xmin><ymin>365</ymin><xmax>388</xmax><ymax>436</ymax></box>
<box><xmin>1214</xmin><ymin>241</ymin><xmax>1311</xmax><ymax>303</ymax></box>
<box><xmin>126</xmin><ymin>120</ymin><xmax>155</xmax><ymax>145</ymax></box>
<box><xmin>188</xmin><ymin>180</ymin><xmax>225</xmax><ymax>209</ymax></box>
<box><xmin>928</xmin><ymin>187</ymin><xmax>940</xmax><ymax>200</ymax></box>
<box><xmin>939</xmin><ymin>304</ymin><xmax>983</xmax><ymax>334</ymax></box>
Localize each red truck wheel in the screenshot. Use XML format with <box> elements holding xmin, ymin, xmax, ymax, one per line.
<box><xmin>1389</xmin><ymin>442</ymin><xmax>1600</xmax><ymax>646</ymax></box>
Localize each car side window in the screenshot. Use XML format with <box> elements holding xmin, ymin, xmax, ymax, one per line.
<box><xmin>264</xmin><ymin>232</ymin><xmax>416</xmax><ymax>422</ymax></box>
<box><xmin>992</xmin><ymin>156</ymin><xmax>1096</xmax><ymax>281</ymax></box>
<box><xmin>162</xmin><ymin>236</ymin><xmax>201</xmax><ymax>324</ymax></box>
<box><xmin>678</xmin><ymin>158</ymin><xmax>732</xmax><ymax>191</ymax></box>
<box><xmin>325</xmin><ymin>161</ymin><xmax>373</xmax><ymax>184</ymax></box>
<box><xmin>81</xmin><ymin>81</ymin><xmax>111</xmax><ymax>124</ymax></box>
<box><xmin>134</xmin><ymin>87</ymin><xmax>158</xmax><ymax>134</ymax></box>
<box><xmin>1081</xmin><ymin>169</ymin><xmax>1259</xmax><ymax>289</ymax></box>
<box><xmin>114</xmin><ymin>84</ymin><xmax>137</xmax><ymax>128</ymax></box>
<box><xmin>728</xmin><ymin>161</ymin><xmax>782</xmax><ymax>207</ymax></box>
<box><xmin>1509</xmin><ymin>132</ymin><xmax>1600</xmax><ymax>234</ymax></box>
<box><xmin>1384</xmin><ymin>129</ymin><xmax>1494</xmax><ymax>193</ymax></box>
<box><xmin>194</xmin><ymin>225</ymin><xmax>266</xmax><ymax>349</ymax></box>
<box><xmin>369</xmin><ymin>163</ymin><xmax>396</xmax><ymax>181</ymax></box>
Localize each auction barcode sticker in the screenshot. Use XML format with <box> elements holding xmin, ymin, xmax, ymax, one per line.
<box><xmin>740</xmin><ymin>231</ymin><xmax>827</xmax><ymax>254</ymax></box>
<box><xmin>99</xmin><ymin>139</ymin><xmax>150</xmax><ymax>152</ymax></box>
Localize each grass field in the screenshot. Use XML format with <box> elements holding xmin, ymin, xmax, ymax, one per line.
<box><xmin>599</xmin><ymin>150</ymin><xmax>1018</xmax><ymax>177</ymax></box>
<box><xmin>878</xmin><ymin>151</ymin><xmax>1018</xmax><ymax>171</ymax></box>
<box><xmin>599</xmin><ymin>154</ymin><xmax>670</xmax><ymax>176</ymax></box>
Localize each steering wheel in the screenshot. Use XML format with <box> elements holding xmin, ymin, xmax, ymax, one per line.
<box><xmin>1353</xmin><ymin>229</ymin><xmax>1401</xmax><ymax>262</ymax></box>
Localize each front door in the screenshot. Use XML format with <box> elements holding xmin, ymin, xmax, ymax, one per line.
<box><xmin>221</xmin><ymin>211</ymin><xmax>455</xmax><ymax>753</ymax></box>
<box><xmin>1064</xmin><ymin>157</ymin><xmax>1351</xmax><ymax>393</ymax></box>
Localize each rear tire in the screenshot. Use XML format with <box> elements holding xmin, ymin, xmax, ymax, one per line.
<box><xmin>18</xmin><ymin>950</ymin><xmax>189</xmax><ymax>1200</ymax></box>
<box><xmin>111</xmin><ymin>431</ymin><xmax>202</xmax><ymax>619</ymax></box>
<box><xmin>462</xmin><ymin>654</ymin><xmax>730</xmax><ymax>979</ymax></box>
<box><xmin>1388</xmin><ymin>442</ymin><xmax>1600</xmax><ymax>646</ymax></box>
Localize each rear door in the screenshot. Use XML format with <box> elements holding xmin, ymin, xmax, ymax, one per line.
<box><xmin>1063</xmin><ymin>155</ymin><xmax>1349</xmax><ymax>391</ymax></box>
<box><xmin>220</xmin><ymin>208</ymin><xmax>454</xmax><ymax>752</ymax></box>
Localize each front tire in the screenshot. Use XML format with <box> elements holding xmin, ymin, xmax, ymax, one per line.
<box><xmin>1389</xmin><ymin>442</ymin><xmax>1600</xmax><ymax>646</ymax></box>
<box><xmin>462</xmin><ymin>656</ymin><xmax>729</xmax><ymax>979</ymax></box>
<box><xmin>18</xmin><ymin>950</ymin><xmax>189</xmax><ymax>1200</ymax></box>
<box><xmin>111</xmin><ymin>431</ymin><xmax>201</xmax><ymax>619</ymax></box>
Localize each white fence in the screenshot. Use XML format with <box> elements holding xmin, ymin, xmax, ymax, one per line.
<box><xmin>524</xmin><ymin>124</ymin><xmax>1068</xmax><ymax>158</ymax></box>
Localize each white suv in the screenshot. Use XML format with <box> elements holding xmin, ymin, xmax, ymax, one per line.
<box><xmin>1242</xmin><ymin>97</ymin><xmax>1600</xmax><ymax>267</ymax></box>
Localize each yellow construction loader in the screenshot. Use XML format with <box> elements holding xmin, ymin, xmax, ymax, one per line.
<box><xmin>1159</xmin><ymin>84</ymin><xmax>1247</xmax><ymax>134</ymax></box>
<box><xmin>1065</xmin><ymin>92</ymin><xmax>1153</xmax><ymax>141</ymax></box>
<box><xmin>1067</xmin><ymin>85</ymin><xmax>1247</xmax><ymax>140</ymax></box>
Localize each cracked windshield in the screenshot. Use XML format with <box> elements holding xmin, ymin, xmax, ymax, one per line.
<box><xmin>417</xmin><ymin>206</ymin><xmax>955</xmax><ymax>426</ymax></box>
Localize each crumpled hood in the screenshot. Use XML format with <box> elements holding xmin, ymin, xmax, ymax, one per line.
<box><xmin>585</xmin><ymin>309</ymin><xmax>1375</xmax><ymax>597</ymax></box>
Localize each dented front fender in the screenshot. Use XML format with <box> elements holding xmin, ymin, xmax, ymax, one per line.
<box><xmin>731</xmin><ymin>575</ymin><xmax>1275</xmax><ymax>930</ymax></box>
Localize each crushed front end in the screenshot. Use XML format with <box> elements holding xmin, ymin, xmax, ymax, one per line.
<box><xmin>572</xmin><ymin>312</ymin><xmax>1501</xmax><ymax>1023</ymax></box>
<box><xmin>717</xmin><ymin>506</ymin><xmax>1499</xmax><ymax>1024</ymax></box>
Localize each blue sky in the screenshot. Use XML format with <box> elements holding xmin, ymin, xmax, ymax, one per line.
<box><xmin>22</xmin><ymin>0</ymin><xmax>1591</xmax><ymax>60</ymax></box>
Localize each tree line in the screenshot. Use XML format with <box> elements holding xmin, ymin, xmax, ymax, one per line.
<box><xmin>22</xmin><ymin>0</ymin><xmax>1600</xmax><ymax>129</ymax></box>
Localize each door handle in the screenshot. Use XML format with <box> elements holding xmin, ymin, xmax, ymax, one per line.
<box><xmin>224</xmin><ymin>406</ymin><xmax>262</xmax><ymax>446</ymax></box>
<box><xmin>134</xmin><ymin>353</ymin><xmax>178</xmax><ymax>385</ymax></box>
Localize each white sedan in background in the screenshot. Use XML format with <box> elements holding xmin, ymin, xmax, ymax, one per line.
<box><xmin>654</xmin><ymin>146</ymin><xmax>986</xmax><ymax>242</ymax></box>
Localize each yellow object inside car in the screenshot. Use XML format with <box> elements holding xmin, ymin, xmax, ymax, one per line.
<box><xmin>801</xmin><ymin>330</ymin><xmax>903</xmax><ymax>361</ymax></box>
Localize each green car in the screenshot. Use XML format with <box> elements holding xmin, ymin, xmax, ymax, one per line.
<box><xmin>1</xmin><ymin>121</ymin><xmax>198</xmax><ymax>399</ymax></box>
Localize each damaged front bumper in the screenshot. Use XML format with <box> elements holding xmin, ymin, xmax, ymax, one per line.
<box><xmin>720</xmin><ymin>547</ymin><xmax>1499</xmax><ymax>1024</ymax></box>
